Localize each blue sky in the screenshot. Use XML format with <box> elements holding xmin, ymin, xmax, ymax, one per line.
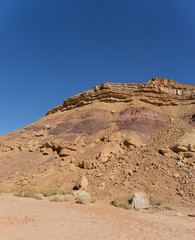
<box><xmin>0</xmin><ymin>0</ymin><xmax>195</xmax><ymax>135</ymax></box>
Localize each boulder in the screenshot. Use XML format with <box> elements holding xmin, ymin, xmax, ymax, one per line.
<box><xmin>172</xmin><ymin>144</ymin><xmax>188</xmax><ymax>153</ymax></box>
<box><xmin>172</xmin><ymin>130</ymin><xmax>195</xmax><ymax>153</ymax></box>
<box><xmin>132</xmin><ymin>192</ymin><xmax>149</xmax><ymax>210</ymax></box>
<box><xmin>81</xmin><ymin>175</ymin><xmax>88</xmax><ymax>190</ymax></box>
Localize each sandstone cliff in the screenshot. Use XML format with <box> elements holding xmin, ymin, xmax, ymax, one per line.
<box><xmin>46</xmin><ymin>77</ymin><xmax>195</xmax><ymax>115</ymax></box>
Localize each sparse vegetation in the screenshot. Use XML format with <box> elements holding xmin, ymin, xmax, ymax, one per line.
<box><xmin>149</xmin><ymin>195</ymin><xmax>162</xmax><ymax>207</ymax></box>
<box><xmin>0</xmin><ymin>188</ymin><xmax>15</xmax><ymax>194</ymax></box>
<box><xmin>50</xmin><ymin>194</ymin><xmax>68</xmax><ymax>202</ymax></box>
<box><xmin>76</xmin><ymin>190</ymin><xmax>92</xmax><ymax>204</ymax></box>
<box><xmin>13</xmin><ymin>186</ymin><xmax>66</xmax><ymax>201</ymax></box>
<box><xmin>91</xmin><ymin>197</ymin><xmax>96</xmax><ymax>203</ymax></box>
<box><xmin>33</xmin><ymin>193</ymin><xmax>44</xmax><ymax>200</ymax></box>
<box><xmin>13</xmin><ymin>187</ymin><xmax>64</xmax><ymax>198</ymax></box>
<box><xmin>39</xmin><ymin>188</ymin><xmax>64</xmax><ymax>197</ymax></box>
<box><xmin>112</xmin><ymin>194</ymin><xmax>134</xmax><ymax>210</ymax></box>
<box><xmin>163</xmin><ymin>205</ymin><xmax>176</xmax><ymax>211</ymax></box>
<box><xmin>14</xmin><ymin>187</ymin><xmax>38</xmax><ymax>198</ymax></box>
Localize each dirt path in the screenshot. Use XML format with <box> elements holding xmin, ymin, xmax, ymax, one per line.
<box><xmin>0</xmin><ymin>193</ymin><xmax>194</xmax><ymax>240</ymax></box>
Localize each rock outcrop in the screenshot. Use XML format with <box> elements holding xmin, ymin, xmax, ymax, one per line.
<box><xmin>46</xmin><ymin>77</ymin><xmax>195</xmax><ymax>115</ymax></box>
<box><xmin>0</xmin><ymin>77</ymin><xmax>194</xmax><ymax>207</ymax></box>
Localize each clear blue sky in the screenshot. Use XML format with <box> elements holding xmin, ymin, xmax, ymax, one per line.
<box><xmin>0</xmin><ymin>0</ymin><xmax>195</xmax><ymax>136</ymax></box>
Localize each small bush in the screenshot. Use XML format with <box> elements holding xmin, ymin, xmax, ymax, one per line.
<box><xmin>50</xmin><ymin>194</ymin><xmax>68</xmax><ymax>202</ymax></box>
<box><xmin>149</xmin><ymin>195</ymin><xmax>162</xmax><ymax>207</ymax></box>
<box><xmin>33</xmin><ymin>193</ymin><xmax>44</xmax><ymax>200</ymax></box>
<box><xmin>14</xmin><ymin>188</ymin><xmax>38</xmax><ymax>198</ymax></box>
<box><xmin>76</xmin><ymin>190</ymin><xmax>92</xmax><ymax>204</ymax></box>
<box><xmin>14</xmin><ymin>187</ymin><xmax>65</xmax><ymax>198</ymax></box>
<box><xmin>39</xmin><ymin>188</ymin><xmax>63</xmax><ymax>197</ymax></box>
<box><xmin>91</xmin><ymin>197</ymin><xmax>96</xmax><ymax>203</ymax></box>
<box><xmin>112</xmin><ymin>194</ymin><xmax>134</xmax><ymax>210</ymax></box>
<box><xmin>0</xmin><ymin>188</ymin><xmax>15</xmax><ymax>194</ymax></box>
<box><xmin>164</xmin><ymin>205</ymin><xmax>176</xmax><ymax>211</ymax></box>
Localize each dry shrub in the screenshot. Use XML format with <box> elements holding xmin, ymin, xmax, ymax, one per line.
<box><xmin>39</xmin><ymin>188</ymin><xmax>63</xmax><ymax>197</ymax></box>
<box><xmin>76</xmin><ymin>190</ymin><xmax>92</xmax><ymax>204</ymax></box>
<box><xmin>149</xmin><ymin>195</ymin><xmax>162</xmax><ymax>207</ymax></box>
<box><xmin>0</xmin><ymin>188</ymin><xmax>15</xmax><ymax>194</ymax></box>
<box><xmin>50</xmin><ymin>194</ymin><xmax>68</xmax><ymax>202</ymax></box>
<box><xmin>14</xmin><ymin>187</ymin><xmax>65</xmax><ymax>198</ymax></box>
<box><xmin>14</xmin><ymin>187</ymin><xmax>38</xmax><ymax>198</ymax></box>
<box><xmin>112</xmin><ymin>194</ymin><xmax>134</xmax><ymax>210</ymax></box>
<box><xmin>163</xmin><ymin>205</ymin><xmax>176</xmax><ymax>211</ymax></box>
<box><xmin>34</xmin><ymin>193</ymin><xmax>44</xmax><ymax>200</ymax></box>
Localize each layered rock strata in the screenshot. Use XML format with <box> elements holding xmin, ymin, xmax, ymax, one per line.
<box><xmin>46</xmin><ymin>77</ymin><xmax>195</xmax><ymax>115</ymax></box>
<box><xmin>0</xmin><ymin>77</ymin><xmax>194</xmax><ymax>207</ymax></box>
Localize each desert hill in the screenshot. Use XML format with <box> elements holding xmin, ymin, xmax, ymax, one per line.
<box><xmin>0</xmin><ymin>77</ymin><xmax>194</xmax><ymax>207</ymax></box>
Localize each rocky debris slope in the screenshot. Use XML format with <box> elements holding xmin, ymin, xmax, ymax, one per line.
<box><xmin>0</xmin><ymin>77</ymin><xmax>194</xmax><ymax>207</ymax></box>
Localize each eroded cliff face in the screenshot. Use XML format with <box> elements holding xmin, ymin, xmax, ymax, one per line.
<box><xmin>46</xmin><ymin>77</ymin><xmax>195</xmax><ymax>115</ymax></box>
<box><xmin>0</xmin><ymin>77</ymin><xmax>194</xmax><ymax>207</ymax></box>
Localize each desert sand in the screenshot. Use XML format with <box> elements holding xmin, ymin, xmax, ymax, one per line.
<box><xmin>0</xmin><ymin>193</ymin><xmax>194</xmax><ymax>240</ymax></box>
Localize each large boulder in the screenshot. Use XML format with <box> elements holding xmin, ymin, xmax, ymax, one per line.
<box><xmin>132</xmin><ymin>192</ymin><xmax>150</xmax><ymax>210</ymax></box>
<box><xmin>172</xmin><ymin>130</ymin><xmax>195</xmax><ymax>153</ymax></box>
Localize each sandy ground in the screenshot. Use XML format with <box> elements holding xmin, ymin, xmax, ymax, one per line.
<box><xmin>0</xmin><ymin>193</ymin><xmax>194</xmax><ymax>240</ymax></box>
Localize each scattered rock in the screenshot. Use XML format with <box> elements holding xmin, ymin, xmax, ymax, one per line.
<box><xmin>99</xmin><ymin>182</ymin><xmax>106</xmax><ymax>190</ymax></box>
<box><xmin>173</xmin><ymin>130</ymin><xmax>195</xmax><ymax>153</ymax></box>
<box><xmin>158</xmin><ymin>148</ymin><xmax>168</xmax><ymax>155</ymax></box>
<box><xmin>172</xmin><ymin>144</ymin><xmax>188</xmax><ymax>153</ymax></box>
<box><xmin>188</xmin><ymin>214</ymin><xmax>195</xmax><ymax>217</ymax></box>
<box><xmin>59</xmin><ymin>148</ymin><xmax>72</xmax><ymax>157</ymax></box>
<box><xmin>176</xmin><ymin>212</ymin><xmax>183</xmax><ymax>217</ymax></box>
<box><xmin>35</xmin><ymin>130</ymin><xmax>44</xmax><ymax>137</ymax></box>
<box><xmin>173</xmin><ymin>173</ymin><xmax>180</xmax><ymax>178</ymax></box>
<box><xmin>40</xmin><ymin>148</ymin><xmax>53</xmax><ymax>155</ymax></box>
<box><xmin>44</xmin><ymin>124</ymin><xmax>51</xmax><ymax>130</ymax></box>
<box><xmin>177</xmin><ymin>162</ymin><xmax>184</xmax><ymax>167</ymax></box>
<box><xmin>81</xmin><ymin>175</ymin><xmax>88</xmax><ymax>190</ymax></box>
<box><xmin>184</xmin><ymin>152</ymin><xmax>195</xmax><ymax>158</ymax></box>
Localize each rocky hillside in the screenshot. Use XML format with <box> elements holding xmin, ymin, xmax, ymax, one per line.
<box><xmin>0</xmin><ymin>77</ymin><xmax>194</xmax><ymax>207</ymax></box>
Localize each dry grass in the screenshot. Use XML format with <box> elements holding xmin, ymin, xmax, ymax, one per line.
<box><xmin>0</xmin><ymin>188</ymin><xmax>15</xmax><ymax>194</ymax></box>
<box><xmin>163</xmin><ymin>205</ymin><xmax>176</xmax><ymax>211</ymax></box>
<box><xmin>34</xmin><ymin>193</ymin><xmax>44</xmax><ymax>200</ymax></box>
<box><xmin>112</xmin><ymin>194</ymin><xmax>134</xmax><ymax>210</ymax></box>
<box><xmin>39</xmin><ymin>188</ymin><xmax>64</xmax><ymax>197</ymax></box>
<box><xmin>13</xmin><ymin>187</ymin><xmax>64</xmax><ymax>198</ymax></box>
<box><xmin>12</xmin><ymin>187</ymin><xmax>63</xmax><ymax>198</ymax></box>
<box><xmin>50</xmin><ymin>194</ymin><xmax>68</xmax><ymax>202</ymax></box>
<box><xmin>149</xmin><ymin>195</ymin><xmax>162</xmax><ymax>207</ymax></box>
<box><xmin>14</xmin><ymin>187</ymin><xmax>38</xmax><ymax>198</ymax></box>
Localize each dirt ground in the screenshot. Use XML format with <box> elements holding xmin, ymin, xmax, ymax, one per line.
<box><xmin>0</xmin><ymin>193</ymin><xmax>194</xmax><ymax>240</ymax></box>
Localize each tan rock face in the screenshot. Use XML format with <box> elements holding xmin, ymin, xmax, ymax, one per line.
<box><xmin>46</xmin><ymin>77</ymin><xmax>195</xmax><ymax>115</ymax></box>
<box><xmin>0</xmin><ymin>77</ymin><xmax>194</xmax><ymax>207</ymax></box>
